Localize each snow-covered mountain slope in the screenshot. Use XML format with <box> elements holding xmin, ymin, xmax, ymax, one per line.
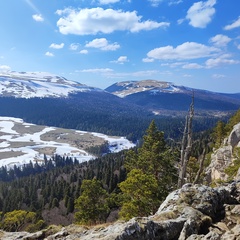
<box><xmin>0</xmin><ymin>71</ymin><xmax>101</xmax><ymax>98</ymax></box>
<box><xmin>105</xmin><ymin>80</ymin><xmax>240</xmax><ymax>113</ymax></box>
<box><xmin>105</xmin><ymin>80</ymin><xmax>182</xmax><ymax>98</ymax></box>
<box><xmin>0</xmin><ymin>117</ymin><xmax>135</xmax><ymax>168</ymax></box>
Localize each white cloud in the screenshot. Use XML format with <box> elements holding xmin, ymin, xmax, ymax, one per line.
<box><xmin>148</xmin><ymin>0</ymin><xmax>182</xmax><ymax>6</ymax></box>
<box><xmin>98</xmin><ymin>0</ymin><xmax>120</xmax><ymax>4</ymax></box>
<box><xmin>0</xmin><ymin>65</ymin><xmax>11</xmax><ymax>71</ymax></box>
<box><xmin>131</xmin><ymin>70</ymin><xmax>159</xmax><ymax>77</ymax></box>
<box><xmin>209</xmin><ymin>34</ymin><xmax>231</xmax><ymax>47</ymax></box>
<box><xmin>56</xmin><ymin>7</ymin><xmax>170</xmax><ymax>35</ymax></box>
<box><xmin>147</xmin><ymin>42</ymin><xmax>219</xmax><ymax>60</ymax></box>
<box><xmin>205</xmin><ymin>54</ymin><xmax>239</xmax><ymax>68</ymax></box>
<box><xmin>161</xmin><ymin>62</ymin><xmax>186</xmax><ymax>68</ymax></box>
<box><xmin>169</xmin><ymin>0</ymin><xmax>183</xmax><ymax>5</ymax></box>
<box><xmin>148</xmin><ymin>0</ymin><xmax>163</xmax><ymax>7</ymax></box>
<box><xmin>177</xmin><ymin>18</ymin><xmax>185</xmax><ymax>25</ymax></box>
<box><xmin>111</xmin><ymin>56</ymin><xmax>129</xmax><ymax>64</ymax></box>
<box><xmin>85</xmin><ymin>38</ymin><xmax>120</xmax><ymax>51</ymax></box>
<box><xmin>238</xmin><ymin>44</ymin><xmax>240</xmax><ymax>50</ymax></box>
<box><xmin>142</xmin><ymin>58</ymin><xmax>154</xmax><ymax>62</ymax></box>
<box><xmin>79</xmin><ymin>49</ymin><xmax>88</xmax><ymax>54</ymax></box>
<box><xmin>80</xmin><ymin>68</ymin><xmax>114</xmax><ymax>73</ymax></box>
<box><xmin>105</xmin><ymin>70</ymin><xmax>159</xmax><ymax>78</ymax></box>
<box><xmin>183</xmin><ymin>74</ymin><xmax>192</xmax><ymax>77</ymax></box>
<box><xmin>224</xmin><ymin>17</ymin><xmax>240</xmax><ymax>30</ymax></box>
<box><xmin>182</xmin><ymin>63</ymin><xmax>203</xmax><ymax>69</ymax></box>
<box><xmin>69</xmin><ymin>43</ymin><xmax>80</xmax><ymax>50</ymax></box>
<box><xmin>32</xmin><ymin>14</ymin><xmax>44</xmax><ymax>22</ymax></box>
<box><xmin>45</xmin><ymin>52</ymin><xmax>54</xmax><ymax>57</ymax></box>
<box><xmin>49</xmin><ymin>43</ymin><xmax>64</xmax><ymax>49</ymax></box>
<box><xmin>212</xmin><ymin>74</ymin><xmax>225</xmax><ymax>78</ymax></box>
<box><xmin>186</xmin><ymin>0</ymin><xmax>216</xmax><ymax>28</ymax></box>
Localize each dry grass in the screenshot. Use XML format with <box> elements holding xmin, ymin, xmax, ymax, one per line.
<box><xmin>0</xmin><ymin>151</ymin><xmax>25</xmax><ymax>160</ymax></box>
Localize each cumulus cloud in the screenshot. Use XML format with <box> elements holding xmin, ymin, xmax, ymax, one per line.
<box><xmin>0</xmin><ymin>65</ymin><xmax>11</xmax><ymax>72</ymax></box>
<box><xmin>209</xmin><ymin>34</ymin><xmax>231</xmax><ymax>47</ymax></box>
<box><xmin>85</xmin><ymin>38</ymin><xmax>120</xmax><ymax>51</ymax></box>
<box><xmin>186</xmin><ymin>0</ymin><xmax>216</xmax><ymax>28</ymax></box>
<box><xmin>56</xmin><ymin>7</ymin><xmax>169</xmax><ymax>35</ymax></box>
<box><xmin>205</xmin><ymin>54</ymin><xmax>239</xmax><ymax>68</ymax></box>
<box><xmin>69</xmin><ymin>43</ymin><xmax>80</xmax><ymax>51</ymax></box>
<box><xmin>111</xmin><ymin>56</ymin><xmax>129</xmax><ymax>64</ymax></box>
<box><xmin>147</xmin><ymin>42</ymin><xmax>219</xmax><ymax>60</ymax></box>
<box><xmin>49</xmin><ymin>43</ymin><xmax>64</xmax><ymax>49</ymax></box>
<box><xmin>32</xmin><ymin>14</ymin><xmax>44</xmax><ymax>22</ymax></box>
<box><xmin>45</xmin><ymin>52</ymin><xmax>54</xmax><ymax>57</ymax></box>
<box><xmin>182</xmin><ymin>63</ymin><xmax>203</xmax><ymax>69</ymax></box>
<box><xmin>224</xmin><ymin>17</ymin><xmax>240</xmax><ymax>30</ymax></box>
<box><xmin>79</xmin><ymin>49</ymin><xmax>88</xmax><ymax>54</ymax></box>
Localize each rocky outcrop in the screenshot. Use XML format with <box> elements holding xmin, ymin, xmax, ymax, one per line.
<box><xmin>2</xmin><ymin>182</ymin><xmax>240</xmax><ymax>240</ymax></box>
<box><xmin>206</xmin><ymin>122</ymin><xmax>240</xmax><ymax>182</ymax></box>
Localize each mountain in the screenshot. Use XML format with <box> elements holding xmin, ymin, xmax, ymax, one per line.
<box><xmin>0</xmin><ymin>71</ymin><xmax>101</xmax><ymax>98</ymax></box>
<box><xmin>0</xmin><ymin>72</ymin><xmax>157</xmax><ymax>141</ymax></box>
<box><xmin>0</xmin><ymin>72</ymin><xmax>233</xmax><ymax>141</ymax></box>
<box><xmin>105</xmin><ymin>80</ymin><xmax>240</xmax><ymax>113</ymax></box>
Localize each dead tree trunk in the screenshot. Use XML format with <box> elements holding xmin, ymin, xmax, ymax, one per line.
<box><xmin>177</xmin><ymin>93</ymin><xmax>194</xmax><ymax>188</ymax></box>
<box><xmin>193</xmin><ymin>148</ymin><xmax>206</xmax><ymax>184</ymax></box>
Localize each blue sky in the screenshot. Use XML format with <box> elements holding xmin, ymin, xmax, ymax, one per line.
<box><xmin>0</xmin><ymin>0</ymin><xmax>240</xmax><ymax>93</ymax></box>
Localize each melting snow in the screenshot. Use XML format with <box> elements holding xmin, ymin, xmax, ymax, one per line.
<box><xmin>0</xmin><ymin>117</ymin><xmax>135</xmax><ymax>168</ymax></box>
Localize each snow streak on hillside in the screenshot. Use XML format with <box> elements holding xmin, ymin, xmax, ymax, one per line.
<box><xmin>0</xmin><ymin>117</ymin><xmax>135</xmax><ymax>168</ymax></box>
<box><xmin>0</xmin><ymin>71</ymin><xmax>101</xmax><ymax>98</ymax></box>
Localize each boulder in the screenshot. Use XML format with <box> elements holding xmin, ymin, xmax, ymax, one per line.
<box><xmin>206</xmin><ymin>122</ymin><xmax>240</xmax><ymax>183</ymax></box>
<box><xmin>2</xmin><ymin>183</ymin><xmax>240</xmax><ymax>240</ymax></box>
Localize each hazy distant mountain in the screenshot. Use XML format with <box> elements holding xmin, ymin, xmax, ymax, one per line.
<box><xmin>105</xmin><ymin>80</ymin><xmax>240</xmax><ymax>112</ymax></box>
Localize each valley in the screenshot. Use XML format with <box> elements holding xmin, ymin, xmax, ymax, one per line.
<box><xmin>0</xmin><ymin>71</ymin><xmax>239</xmax><ymax>237</ymax></box>
<box><xmin>0</xmin><ymin>116</ymin><xmax>134</xmax><ymax>168</ymax></box>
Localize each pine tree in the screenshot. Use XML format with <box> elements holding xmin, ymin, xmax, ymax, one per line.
<box><xmin>120</xmin><ymin>120</ymin><xmax>177</xmax><ymax>219</ymax></box>
<box><xmin>119</xmin><ymin>169</ymin><xmax>159</xmax><ymax>220</ymax></box>
<box><xmin>74</xmin><ymin>178</ymin><xmax>109</xmax><ymax>225</ymax></box>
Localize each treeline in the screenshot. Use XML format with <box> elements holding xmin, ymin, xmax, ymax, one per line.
<box><xmin>0</xmin><ymin>151</ymin><xmax>127</xmax><ymax>221</ymax></box>
<box><xmin>0</xmin><ymin>108</ymin><xmax>237</xmax><ymax>231</ymax></box>
<box><xmin>0</xmin><ymin>95</ymin><xmax>225</xmax><ymax>142</ymax></box>
<box><xmin>212</xmin><ymin>109</ymin><xmax>240</xmax><ymax>147</ymax></box>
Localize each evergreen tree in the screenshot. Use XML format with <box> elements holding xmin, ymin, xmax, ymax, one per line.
<box><xmin>120</xmin><ymin>120</ymin><xmax>177</xmax><ymax>219</ymax></box>
<box><xmin>74</xmin><ymin>178</ymin><xmax>109</xmax><ymax>225</ymax></box>
<box><xmin>119</xmin><ymin>169</ymin><xmax>159</xmax><ymax>220</ymax></box>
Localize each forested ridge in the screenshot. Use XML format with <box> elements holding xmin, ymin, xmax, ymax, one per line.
<box><xmin>0</xmin><ymin>94</ymin><xmax>228</xmax><ymax>141</ymax></box>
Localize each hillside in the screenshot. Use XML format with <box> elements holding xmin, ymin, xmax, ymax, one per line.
<box><xmin>0</xmin><ymin>72</ymin><xmax>234</xmax><ymax>142</ymax></box>
<box><xmin>0</xmin><ymin>71</ymin><xmax>101</xmax><ymax>98</ymax></box>
<box><xmin>105</xmin><ymin>80</ymin><xmax>240</xmax><ymax>114</ymax></box>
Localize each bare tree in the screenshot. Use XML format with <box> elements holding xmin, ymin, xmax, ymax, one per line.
<box><xmin>193</xmin><ymin>148</ymin><xmax>206</xmax><ymax>184</ymax></box>
<box><xmin>177</xmin><ymin>93</ymin><xmax>194</xmax><ymax>188</ymax></box>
